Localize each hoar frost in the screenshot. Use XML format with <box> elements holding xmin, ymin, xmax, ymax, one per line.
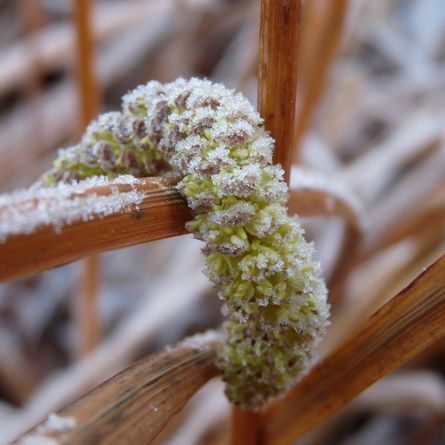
<box><xmin>43</xmin><ymin>77</ymin><xmax>330</xmax><ymax>410</ymax></box>
<box><xmin>0</xmin><ymin>176</ymin><xmax>143</xmax><ymax>242</ymax></box>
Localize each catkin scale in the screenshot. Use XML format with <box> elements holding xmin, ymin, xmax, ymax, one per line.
<box><xmin>43</xmin><ymin>78</ymin><xmax>329</xmax><ymax>410</ymax></box>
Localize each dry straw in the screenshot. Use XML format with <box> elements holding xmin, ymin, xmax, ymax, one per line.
<box><xmin>1</xmin><ymin>0</ymin><xmax>445</xmax><ymax>444</ymax></box>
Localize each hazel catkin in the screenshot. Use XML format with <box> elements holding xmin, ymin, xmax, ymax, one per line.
<box><xmin>43</xmin><ymin>78</ymin><xmax>329</xmax><ymax>410</ymax></box>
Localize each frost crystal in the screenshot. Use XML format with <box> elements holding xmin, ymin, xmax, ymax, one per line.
<box><xmin>41</xmin><ymin>77</ymin><xmax>330</xmax><ymax>410</ymax></box>
<box><xmin>0</xmin><ymin>176</ymin><xmax>144</xmax><ymax>242</ymax></box>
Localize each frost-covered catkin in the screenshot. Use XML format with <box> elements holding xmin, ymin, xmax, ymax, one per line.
<box><xmin>43</xmin><ymin>78</ymin><xmax>329</xmax><ymax>410</ymax></box>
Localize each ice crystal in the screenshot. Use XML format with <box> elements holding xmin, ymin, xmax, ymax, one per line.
<box><xmin>0</xmin><ymin>176</ymin><xmax>144</xmax><ymax>242</ymax></box>
<box><xmin>41</xmin><ymin>77</ymin><xmax>330</xmax><ymax>410</ymax></box>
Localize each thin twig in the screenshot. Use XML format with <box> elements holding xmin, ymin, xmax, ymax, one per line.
<box><xmin>230</xmin><ymin>1</ymin><xmax>302</xmax><ymax>442</ymax></box>
<box><xmin>73</xmin><ymin>0</ymin><xmax>102</xmax><ymax>358</ymax></box>
<box><xmin>18</xmin><ymin>0</ymin><xmax>45</xmax><ymax>154</ymax></box>
<box><xmin>257</xmin><ymin>0</ymin><xmax>300</xmax><ymax>184</ymax></box>
<box><xmin>0</xmin><ymin>178</ymin><xmax>192</xmax><ymax>282</ymax></box>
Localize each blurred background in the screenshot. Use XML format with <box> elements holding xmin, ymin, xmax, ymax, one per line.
<box><xmin>0</xmin><ymin>0</ymin><xmax>445</xmax><ymax>444</ymax></box>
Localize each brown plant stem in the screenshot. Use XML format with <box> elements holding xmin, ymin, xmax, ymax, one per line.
<box><xmin>0</xmin><ymin>177</ymin><xmax>356</xmax><ymax>284</ymax></box>
<box><xmin>262</xmin><ymin>254</ymin><xmax>445</xmax><ymax>445</ymax></box>
<box><xmin>0</xmin><ymin>178</ymin><xmax>192</xmax><ymax>283</ymax></box>
<box><xmin>257</xmin><ymin>0</ymin><xmax>300</xmax><ymax>184</ymax></box>
<box><xmin>230</xmin><ymin>1</ymin><xmax>301</xmax><ymax>443</ymax></box>
<box><xmin>18</xmin><ymin>0</ymin><xmax>45</xmax><ymax>155</ymax></box>
<box><xmin>229</xmin><ymin>407</ymin><xmax>263</xmax><ymax>445</ymax></box>
<box><xmin>73</xmin><ymin>0</ymin><xmax>102</xmax><ymax>357</ymax></box>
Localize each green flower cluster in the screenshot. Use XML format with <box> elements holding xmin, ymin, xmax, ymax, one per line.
<box><xmin>43</xmin><ymin>78</ymin><xmax>329</xmax><ymax>410</ymax></box>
